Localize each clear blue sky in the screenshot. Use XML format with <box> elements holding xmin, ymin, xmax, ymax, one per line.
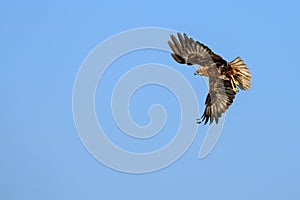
<box><xmin>1</xmin><ymin>0</ymin><xmax>300</xmax><ymax>199</ymax></box>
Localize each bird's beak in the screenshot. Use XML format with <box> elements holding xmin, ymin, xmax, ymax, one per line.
<box><xmin>194</xmin><ymin>72</ymin><xmax>198</xmax><ymax>76</ymax></box>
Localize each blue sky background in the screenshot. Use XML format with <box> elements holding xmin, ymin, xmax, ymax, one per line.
<box><xmin>1</xmin><ymin>0</ymin><xmax>300</xmax><ymax>199</ymax></box>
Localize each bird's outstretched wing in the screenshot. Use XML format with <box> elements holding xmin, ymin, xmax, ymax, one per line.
<box><xmin>200</xmin><ymin>77</ymin><xmax>236</xmax><ymax>124</ymax></box>
<box><xmin>168</xmin><ymin>33</ymin><xmax>226</xmax><ymax>66</ymax></box>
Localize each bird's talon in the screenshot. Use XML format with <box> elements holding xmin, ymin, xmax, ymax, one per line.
<box><xmin>230</xmin><ymin>78</ymin><xmax>238</xmax><ymax>93</ymax></box>
<box><xmin>231</xmin><ymin>75</ymin><xmax>239</xmax><ymax>85</ymax></box>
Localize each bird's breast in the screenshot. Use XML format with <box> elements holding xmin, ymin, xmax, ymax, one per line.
<box><xmin>207</xmin><ymin>66</ymin><xmax>219</xmax><ymax>76</ymax></box>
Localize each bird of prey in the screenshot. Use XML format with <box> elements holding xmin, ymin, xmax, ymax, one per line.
<box><xmin>168</xmin><ymin>33</ymin><xmax>251</xmax><ymax>125</ymax></box>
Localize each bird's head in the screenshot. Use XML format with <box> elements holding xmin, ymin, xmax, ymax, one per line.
<box><xmin>194</xmin><ymin>66</ymin><xmax>207</xmax><ymax>76</ymax></box>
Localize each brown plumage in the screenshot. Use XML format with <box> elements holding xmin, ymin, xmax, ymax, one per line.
<box><xmin>168</xmin><ymin>33</ymin><xmax>252</xmax><ymax>124</ymax></box>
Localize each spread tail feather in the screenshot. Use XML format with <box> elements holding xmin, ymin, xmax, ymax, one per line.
<box><xmin>230</xmin><ymin>57</ymin><xmax>252</xmax><ymax>90</ymax></box>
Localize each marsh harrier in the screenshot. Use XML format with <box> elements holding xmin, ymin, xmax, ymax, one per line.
<box><xmin>168</xmin><ymin>33</ymin><xmax>251</xmax><ymax>124</ymax></box>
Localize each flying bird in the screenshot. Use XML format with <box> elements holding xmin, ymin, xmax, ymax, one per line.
<box><xmin>168</xmin><ymin>33</ymin><xmax>251</xmax><ymax>125</ymax></box>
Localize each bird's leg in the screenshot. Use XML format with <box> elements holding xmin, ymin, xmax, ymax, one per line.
<box><xmin>231</xmin><ymin>75</ymin><xmax>239</xmax><ymax>85</ymax></box>
<box><xmin>230</xmin><ymin>78</ymin><xmax>238</xmax><ymax>93</ymax></box>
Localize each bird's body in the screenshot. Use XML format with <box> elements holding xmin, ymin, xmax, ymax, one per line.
<box><xmin>168</xmin><ymin>33</ymin><xmax>252</xmax><ymax>125</ymax></box>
